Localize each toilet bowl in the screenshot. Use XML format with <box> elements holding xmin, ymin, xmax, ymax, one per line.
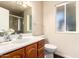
<box><xmin>44</xmin><ymin>44</ymin><xmax>57</xmax><ymax>58</ymax></box>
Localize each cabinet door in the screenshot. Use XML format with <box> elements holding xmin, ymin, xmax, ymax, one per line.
<box><xmin>25</xmin><ymin>43</ymin><xmax>37</xmax><ymax>58</ymax></box>
<box><xmin>38</xmin><ymin>47</ymin><xmax>45</xmax><ymax>58</ymax></box>
<box><xmin>37</xmin><ymin>40</ymin><xmax>45</xmax><ymax>58</ymax></box>
<box><xmin>0</xmin><ymin>48</ymin><xmax>25</xmax><ymax>58</ymax></box>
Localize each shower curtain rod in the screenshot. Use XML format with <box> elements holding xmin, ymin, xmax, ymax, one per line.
<box><xmin>10</xmin><ymin>14</ymin><xmax>23</xmax><ymax>19</ymax></box>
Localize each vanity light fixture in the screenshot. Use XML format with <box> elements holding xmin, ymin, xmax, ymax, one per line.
<box><xmin>16</xmin><ymin>1</ymin><xmax>31</xmax><ymax>7</ymax></box>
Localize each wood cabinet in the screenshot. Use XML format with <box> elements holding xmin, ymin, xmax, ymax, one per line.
<box><xmin>0</xmin><ymin>40</ymin><xmax>45</xmax><ymax>58</ymax></box>
<box><xmin>37</xmin><ymin>40</ymin><xmax>45</xmax><ymax>58</ymax></box>
<box><xmin>25</xmin><ymin>43</ymin><xmax>37</xmax><ymax>58</ymax></box>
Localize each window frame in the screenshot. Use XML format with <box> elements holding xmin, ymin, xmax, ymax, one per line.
<box><xmin>55</xmin><ymin>2</ymin><xmax>77</xmax><ymax>33</ymax></box>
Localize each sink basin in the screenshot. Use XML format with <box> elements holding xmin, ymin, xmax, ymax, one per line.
<box><xmin>0</xmin><ymin>36</ymin><xmax>35</xmax><ymax>45</ymax></box>
<box><xmin>13</xmin><ymin>38</ymin><xmax>34</xmax><ymax>43</ymax></box>
<box><xmin>0</xmin><ymin>40</ymin><xmax>14</xmax><ymax>46</ymax></box>
<box><xmin>0</xmin><ymin>39</ymin><xmax>27</xmax><ymax>45</ymax></box>
<box><xmin>14</xmin><ymin>39</ymin><xmax>28</xmax><ymax>43</ymax></box>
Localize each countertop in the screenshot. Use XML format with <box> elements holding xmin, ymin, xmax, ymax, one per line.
<box><xmin>0</xmin><ymin>35</ymin><xmax>45</xmax><ymax>55</ymax></box>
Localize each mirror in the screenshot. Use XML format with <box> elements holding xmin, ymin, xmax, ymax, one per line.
<box><xmin>0</xmin><ymin>1</ymin><xmax>32</xmax><ymax>33</ymax></box>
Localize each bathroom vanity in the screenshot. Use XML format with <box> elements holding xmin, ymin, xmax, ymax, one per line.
<box><xmin>0</xmin><ymin>36</ymin><xmax>45</xmax><ymax>58</ymax></box>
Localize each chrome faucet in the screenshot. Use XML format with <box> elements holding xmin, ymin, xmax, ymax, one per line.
<box><xmin>17</xmin><ymin>34</ymin><xmax>22</xmax><ymax>40</ymax></box>
<box><xmin>4</xmin><ymin>34</ymin><xmax>11</xmax><ymax>42</ymax></box>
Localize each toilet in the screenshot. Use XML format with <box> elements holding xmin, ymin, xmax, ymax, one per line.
<box><xmin>44</xmin><ymin>44</ymin><xmax>57</xmax><ymax>58</ymax></box>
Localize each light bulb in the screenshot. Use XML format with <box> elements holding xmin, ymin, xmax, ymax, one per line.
<box><xmin>22</xmin><ymin>4</ymin><xmax>27</xmax><ymax>7</ymax></box>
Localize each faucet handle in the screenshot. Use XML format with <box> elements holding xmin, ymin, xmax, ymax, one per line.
<box><xmin>18</xmin><ymin>34</ymin><xmax>22</xmax><ymax>39</ymax></box>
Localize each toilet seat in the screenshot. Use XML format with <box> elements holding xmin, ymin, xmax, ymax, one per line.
<box><xmin>45</xmin><ymin>44</ymin><xmax>57</xmax><ymax>49</ymax></box>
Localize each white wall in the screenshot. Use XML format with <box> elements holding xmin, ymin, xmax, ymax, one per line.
<box><xmin>43</xmin><ymin>1</ymin><xmax>79</xmax><ymax>58</ymax></box>
<box><xmin>0</xmin><ymin>7</ymin><xmax>9</xmax><ymax>30</ymax></box>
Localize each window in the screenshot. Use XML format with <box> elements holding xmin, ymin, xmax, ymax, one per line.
<box><xmin>56</xmin><ymin>2</ymin><xmax>76</xmax><ymax>32</ymax></box>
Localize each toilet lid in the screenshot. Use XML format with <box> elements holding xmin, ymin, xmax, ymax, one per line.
<box><xmin>45</xmin><ymin>44</ymin><xmax>57</xmax><ymax>49</ymax></box>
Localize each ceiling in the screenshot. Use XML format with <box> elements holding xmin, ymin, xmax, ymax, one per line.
<box><xmin>0</xmin><ymin>1</ymin><xmax>28</xmax><ymax>16</ymax></box>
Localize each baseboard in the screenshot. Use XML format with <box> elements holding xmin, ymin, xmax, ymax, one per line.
<box><xmin>54</xmin><ymin>54</ymin><xmax>64</xmax><ymax>58</ymax></box>
<box><xmin>55</xmin><ymin>51</ymin><xmax>72</xmax><ymax>58</ymax></box>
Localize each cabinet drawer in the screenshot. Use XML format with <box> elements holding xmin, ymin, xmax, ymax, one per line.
<box><xmin>37</xmin><ymin>40</ymin><xmax>45</xmax><ymax>49</ymax></box>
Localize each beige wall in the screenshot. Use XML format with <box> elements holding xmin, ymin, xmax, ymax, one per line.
<box><xmin>43</xmin><ymin>1</ymin><xmax>79</xmax><ymax>58</ymax></box>
<box><xmin>31</xmin><ymin>1</ymin><xmax>43</xmax><ymax>35</ymax></box>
